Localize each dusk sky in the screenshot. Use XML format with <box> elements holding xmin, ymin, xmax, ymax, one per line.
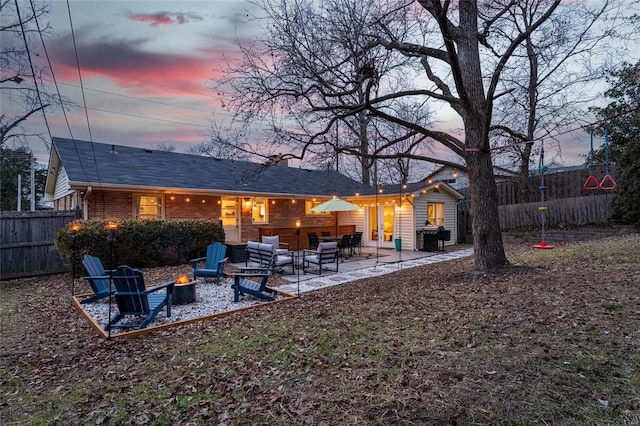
<box><xmin>20</xmin><ymin>0</ymin><xmax>263</xmax><ymax>163</ymax></box>
<box><xmin>6</xmin><ymin>1</ymin><xmax>638</xmax><ymax>169</ymax></box>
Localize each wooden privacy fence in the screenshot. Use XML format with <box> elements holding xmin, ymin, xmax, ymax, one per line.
<box><xmin>1</xmin><ymin>211</ymin><xmax>77</xmax><ymax>279</ymax></box>
<box><xmin>498</xmin><ymin>194</ymin><xmax>614</xmax><ymax>230</ymax></box>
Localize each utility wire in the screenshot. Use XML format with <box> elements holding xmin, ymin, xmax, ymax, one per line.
<box><xmin>14</xmin><ymin>0</ymin><xmax>51</xmax><ymax>149</ymax></box>
<box><xmin>30</xmin><ymin>0</ymin><xmax>92</xmax><ymax>186</ymax></box>
<box><xmin>65</xmin><ymin>0</ymin><xmax>102</xmax><ymax>189</ymax></box>
<box><xmin>490</xmin><ymin>106</ymin><xmax>640</xmax><ymax>152</ymax></box>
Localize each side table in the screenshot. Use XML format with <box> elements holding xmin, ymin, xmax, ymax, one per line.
<box><xmin>225</xmin><ymin>241</ymin><xmax>248</xmax><ymax>263</ymax></box>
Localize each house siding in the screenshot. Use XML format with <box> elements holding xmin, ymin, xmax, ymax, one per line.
<box><xmin>395</xmin><ymin>200</ymin><xmax>415</xmax><ymax>250</ymax></box>
<box><xmin>413</xmin><ymin>191</ymin><xmax>458</xmax><ymax>248</ymax></box>
<box><xmin>53</xmin><ymin>168</ymin><xmax>74</xmax><ymax>200</ymax></box>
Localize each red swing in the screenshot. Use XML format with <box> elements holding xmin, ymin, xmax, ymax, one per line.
<box><xmin>583</xmin><ymin>130</ymin><xmax>617</xmax><ymax>191</ymax></box>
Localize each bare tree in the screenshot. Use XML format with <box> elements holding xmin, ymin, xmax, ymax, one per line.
<box><xmin>1</xmin><ymin>0</ymin><xmax>67</xmax><ymax>149</ymax></box>
<box><xmin>187</xmin><ymin>118</ymin><xmax>251</xmax><ymax>160</ymax></box>
<box><xmin>217</xmin><ymin>0</ymin><xmax>440</xmax><ymax>184</ymax></box>
<box><xmin>488</xmin><ymin>0</ymin><xmax>634</xmax><ymax>202</ymax></box>
<box><xmin>152</xmin><ymin>143</ymin><xmax>176</xmax><ymax>152</ymax></box>
<box><xmin>221</xmin><ymin>0</ymin><xmax>584</xmax><ymax>270</ymax></box>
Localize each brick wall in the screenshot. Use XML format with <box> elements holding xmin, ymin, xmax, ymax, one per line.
<box><xmin>80</xmin><ymin>190</ymin><xmax>222</xmax><ymax>220</ymax></box>
<box><xmin>239</xmin><ymin>199</ymin><xmax>330</xmax><ymax>242</ymax></box>
<box><xmin>165</xmin><ymin>194</ymin><xmax>220</xmax><ymax>220</ymax></box>
<box><xmin>86</xmin><ymin>190</ymin><xmax>133</xmax><ymax>219</ymax></box>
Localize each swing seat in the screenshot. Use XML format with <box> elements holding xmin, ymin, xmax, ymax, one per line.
<box><xmin>600</xmin><ymin>174</ymin><xmax>617</xmax><ymax>190</ymax></box>
<box><xmin>583</xmin><ymin>175</ymin><xmax>600</xmax><ymax>190</ymax></box>
<box><xmin>533</xmin><ymin>241</ymin><xmax>555</xmax><ymax>250</ymax></box>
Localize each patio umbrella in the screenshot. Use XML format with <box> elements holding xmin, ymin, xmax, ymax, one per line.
<box><xmin>311</xmin><ymin>197</ymin><xmax>362</xmax><ymax>236</ymax></box>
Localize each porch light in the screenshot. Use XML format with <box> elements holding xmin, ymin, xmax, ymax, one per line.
<box><xmin>202</xmin><ymin>199</ymin><xmax>206</xmax><ymax>203</ymax></box>
<box><xmin>69</xmin><ymin>222</ymin><xmax>81</xmax><ymax>236</ymax></box>
<box><xmin>295</xmin><ymin>219</ymin><xmax>301</xmax><ymax>228</ymax></box>
<box><xmin>104</xmin><ymin>221</ymin><xmax>118</xmax><ymax>241</ymax></box>
<box><xmin>186</xmin><ymin>198</ymin><xmax>191</xmax><ymax>202</ymax></box>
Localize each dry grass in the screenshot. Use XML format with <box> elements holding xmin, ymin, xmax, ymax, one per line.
<box><xmin>1</xmin><ymin>234</ymin><xmax>639</xmax><ymax>425</ymax></box>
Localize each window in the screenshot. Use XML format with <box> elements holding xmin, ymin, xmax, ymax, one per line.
<box><xmin>251</xmin><ymin>197</ymin><xmax>268</xmax><ymax>224</ymax></box>
<box><xmin>305</xmin><ymin>200</ymin><xmax>325</xmax><ymax>216</ymax></box>
<box><xmin>427</xmin><ymin>202</ymin><xmax>444</xmax><ymax>226</ymax></box>
<box><xmin>136</xmin><ymin>195</ymin><xmax>163</xmax><ymax>219</ymax></box>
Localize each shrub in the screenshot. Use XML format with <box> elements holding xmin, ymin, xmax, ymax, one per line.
<box><xmin>55</xmin><ymin>219</ymin><xmax>225</xmax><ymax>273</ymax></box>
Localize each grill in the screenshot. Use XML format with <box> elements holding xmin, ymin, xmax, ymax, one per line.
<box><xmin>417</xmin><ymin>226</ymin><xmax>451</xmax><ymax>252</ymax></box>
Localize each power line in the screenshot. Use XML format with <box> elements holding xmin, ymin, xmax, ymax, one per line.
<box><xmin>66</xmin><ymin>0</ymin><xmax>101</xmax><ymax>188</ymax></box>
<box><xmin>14</xmin><ymin>0</ymin><xmax>51</xmax><ymax>150</ymax></box>
<box><xmin>85</xmin><ymin>107</ymin><xmax>211</xmax><ymax>128</ymax></box>
<box><xmin>473</xmin><ymin>106</ymin><xmax>640</xmax><ymax>153</ymax></box>
<box><xmin>54</xmin><ymin>81</ymin><xmax>220</xmax><ymax>114</ymax></box>
<box><xmin>29</xmin><ymin>0</ymin><xmax>94</xmax><ymax>186</ymax></box>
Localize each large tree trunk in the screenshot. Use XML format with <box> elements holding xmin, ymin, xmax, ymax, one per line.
<box><xmin>466</xmin><ymin>148</ymin><xmax>509</xmax><ymax>271</ymax></box>
<box><xmin>457</xmin><ymin>1</ymin><xmax>509</xmax><ymax>271</ymax></box>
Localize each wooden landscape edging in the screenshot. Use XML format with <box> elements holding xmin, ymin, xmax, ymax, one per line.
<box><xmin>72</xmin><ymin>289</ymin><xmax>296</xmax><ymax>340</ymax></box>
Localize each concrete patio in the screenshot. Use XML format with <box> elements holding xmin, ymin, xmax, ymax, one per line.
<box><xmin>230</xmin><ymin>245</ymin><xmax>475</xmax><ymax>296</ymax></box>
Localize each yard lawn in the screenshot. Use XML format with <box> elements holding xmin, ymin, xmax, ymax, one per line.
<box><xmin>1</xmin><ymin>234</ymin><xmax>639</xmax><ymax>425</ymax></box>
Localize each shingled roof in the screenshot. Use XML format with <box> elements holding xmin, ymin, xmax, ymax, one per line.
<box><xmin>49</xmin><ymin>138</ymin><xmax>369</xmax><ymax>197</ymax></box>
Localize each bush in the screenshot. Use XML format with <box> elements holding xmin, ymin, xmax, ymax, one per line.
<box><xmin>55</xmin><ymin>219</ymin><xmax>225</xmax><ymax>273</ymax></box>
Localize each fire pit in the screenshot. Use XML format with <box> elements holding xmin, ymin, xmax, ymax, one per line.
<box><xmin>173</xmin><ymin>275</ymin><xmax>196</xmax><ymax>305</ymax></box>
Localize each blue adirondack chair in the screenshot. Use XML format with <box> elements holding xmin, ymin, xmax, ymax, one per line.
<box><xmin>230</xmin><ymin>265</ymin><xmax>277</xmax><ymax>302</ymax></box>
<box><xmin>190</xmin><ymin>242</ymin><xmax>228</xmax><ymax>284</ymax></box>
<box><xmin>105</xmin><ymin>265</ymin><xmax>174</xmax><ymax>331</ymax></box>
<box><xmin>80</xmin><ymin>255</ymin><xmax>117</xmax><ymax>304</ymax></box>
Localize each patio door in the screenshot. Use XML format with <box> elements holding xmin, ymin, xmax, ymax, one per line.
<box><xmin>367</xmin><ymin>205</ymin><xmax>395</xmax><ymax>248</ymax></box>
<box><xmin>220</xmin><ymin>197</ymin><xmax>239</xmax><ymax>242</ymax></box>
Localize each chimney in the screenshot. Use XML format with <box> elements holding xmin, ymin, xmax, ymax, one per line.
<box><xmin>110</xmin><ymin>145</ymin><xmax>118</xmax><ymax>154</ymax></box>
<box><xmin>277</xmin><ymin>158</ymin><xmax>288</xmax><ymax>167</ymax></box>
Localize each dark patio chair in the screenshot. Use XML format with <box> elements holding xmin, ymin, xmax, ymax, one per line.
<box><xmin>230</xmin><ymin>266</ymin><xmax>277</xmax><ymax>302</ymax></box>
<box><xmin>338</xmin><ymin>234</ymin><xmax>352</xmax><ymax>258</ymax></box>
<box><xmin>190</xmin><ymin>242</ymin><xmax>227</xmax><ymax>284</ymax></box>
<box><xmin>105</xmin><ymin>266</ymin><xmax>174</xmax><ymax>331</ymax></box>
<box><xmin>307</xmin><ymin>232</ymin><xmax>320</xmax><ymax>250</ymax></box>
<box><xmin>80</xmin><ymin>254</ymin><xmax>119</xmax><ymax>304</ymax></box>
<box><xmin>349</xmin><ymin>231</ymin><xmax>363</xmax><ymax>256</ymax></box>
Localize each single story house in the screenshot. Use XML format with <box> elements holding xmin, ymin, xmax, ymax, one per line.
<box><xmin>45</xmin><ymin>138</ymin><xmax>463</xmax><ymax>251</ymax></box>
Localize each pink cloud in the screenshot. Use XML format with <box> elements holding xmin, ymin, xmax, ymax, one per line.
<box><xmin>48</xmin><ymin>34</ymin><xmax>231</xmax><ymax>99</ymax></box>
<box><xmin>126</xmin><ymin>11</ymin><xmax>201</xmax><ymax>27</ymax></box>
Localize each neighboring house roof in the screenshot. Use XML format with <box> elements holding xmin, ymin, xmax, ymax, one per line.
<box><xmin>423</xmin><ymin>165</ymin><xmax>464</xmax><ymax>182</ymax></box>
<box><xmin>380</xmin><ymin>181</ymin><xmax>464</xmax><ymax>200</ymax></box>
<box><xmin>46</xmin><ymin>138</ymin><xmax>371</xmax><ymax>198</ymax></box>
